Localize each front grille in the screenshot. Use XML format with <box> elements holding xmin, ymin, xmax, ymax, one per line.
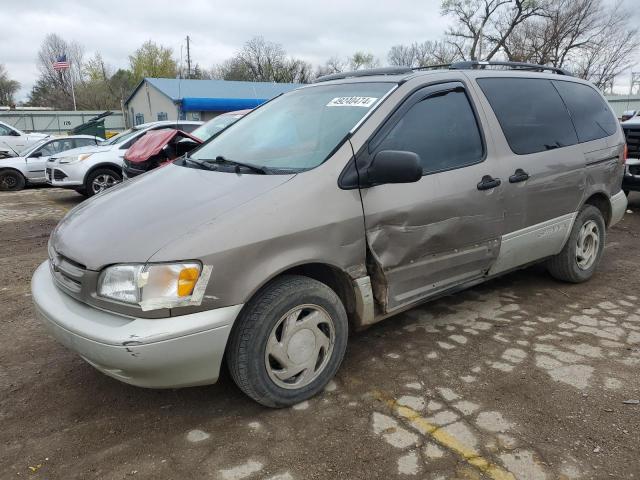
<box><xmin>623</xmin><ymin>126</ymin><xmax>640</xmax><ymax>157</ymax></box>
<box><xmin>630</xmin><ymin>165</ymin><xmax>640</xmax><ymax>176</ymax></box>
<box><xmin>49</xmin><ymin>248</ymin><xmax>87</xmax><ymax>295</ymax></box>
<box><xmin>53</xmin><ymin>169</ymin><xmax>67</xmax><ymax>180</ymax></box>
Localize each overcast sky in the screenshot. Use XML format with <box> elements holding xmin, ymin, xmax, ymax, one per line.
<box><xmin>2</xmin><ymin>0</ymin><xmax>638</xmax><ymax>102</ymax></box>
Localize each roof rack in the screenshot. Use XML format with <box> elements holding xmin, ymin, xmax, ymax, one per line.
<box><xmin>313</xmin><ymin>61</ymin><xmax>571</xmax><ymax>84</ymax></box>
<box><xmin>449</xmin><ymin>61</ymin><xmax>571</xmax><ymax>76</ymax></box>
<box><xmin>314</xmin><ymin>67</ymin><xmax>413</xmax><ymax>83</ymax></box>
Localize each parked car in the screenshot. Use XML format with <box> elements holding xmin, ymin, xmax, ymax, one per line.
<box><xmin>621</xmin><ymin>116</ymin><xmax>640</xmax><ymax>195</ymax></box>
<box><xmin>0</xmin><ymin>121</ymin><xmax>49</xmax><ymax>158</ymax></box>
<box><xmin>45</xmin><ymin>120</ymin><xmax>202</xmax><ymax>197</ymax></box>
<box><xmin>33</xmin><ymin>62</ymin><xmax>627</xmax><ymax>407</ymax></box>
<box><xmin>191</xmin><ymin>110</ymin><xmax>250</xmax><ymax>142</ymax></box>
<box><xmin>122</xmin><ymin>129</ymin><xmax>203</xmax><ymax>179</ymax></box>
<box><xmin>621</xmin><ymin>110</ymin><xmax>637</xmax><ymax>122</ymax></box>
<box><xmin>0</xmin><ymin>135</ymin><xmax>102</xmax><ymax>191</ymax></box>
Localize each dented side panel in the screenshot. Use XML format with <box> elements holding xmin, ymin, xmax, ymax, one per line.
<box><xmin>349</xmin><ymin>76</ymin><xmax>507</xmax><ymax>313</ymax></box>
<box><xmin>359</xmin><ymin>164</ymin><xmax>504</xmax><ymax>311</ymax></box>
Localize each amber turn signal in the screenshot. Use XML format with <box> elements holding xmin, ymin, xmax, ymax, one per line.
<box><xmin>178</xmin><ymin>267</ymin><xmax>200</xmax><ymax>297</ymax></box>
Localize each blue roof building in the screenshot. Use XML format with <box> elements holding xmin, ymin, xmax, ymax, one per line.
<box><xmin>124</xmin><ymin>77</ymin><xmax>300</xmax><ymax>126</ymax></box>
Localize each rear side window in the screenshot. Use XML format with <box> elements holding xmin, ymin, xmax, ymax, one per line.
<box><xmin>376</xmin><ymin>90</ymin><xmax>484</xmax><ymax>174</ymax></box>
<box><xmin>74</xmin><ymin>138</ymin><xmax>97</xmax><ymax>148</ymax></box>
<box><xmin>553</xmin><ymin>81</ymin><xmax>617</xmax><ymax>142</ymax></box>
<box><xmin>477</xmin><ymin>78</ymin><xmax>578</xmax><ymax>155</ymax></box>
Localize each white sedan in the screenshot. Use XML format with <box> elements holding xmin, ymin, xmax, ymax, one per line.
<box><xmin>0</xmin><ymin>121</ymin><xmax>49</xmax><ymax>158</ymax></box>
<box><xmin>0</xmin><ymin>135</ymin><xmax>102</xmax><ymax>191</ymax></box>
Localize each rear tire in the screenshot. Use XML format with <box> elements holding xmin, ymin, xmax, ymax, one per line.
<box><xmin>226</xmin><ymin>275</ymin><xmax>348</xmax><ymax>408</ymax></box>
<box><xmin>546</xmin><ymin>205</ymin><xmax>606</xmax><ymax>283</ymax></box>
<box><xmin>0</xmin><ymin>170</ymin><xmax>26</xmax><ymax>192</ymax></box>
<box><xmin>85</xmin><ymin>168</ymin><xmax>121</xmax><ymax>197</ymax></box>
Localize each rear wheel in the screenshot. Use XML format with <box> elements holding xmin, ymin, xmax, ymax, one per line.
<box><xmin>227</xmin><ymin>275</ymin><xmax>348</xmax><ymax>408</ymax></box>
<box><xmin>546</xmin><ymin>205</ymin><xmax>606</xmax><ymax>283</ymax></box>
<box><xmin>0</xmin><ymin>170</ymin><xmax>26</xmax><ymax>192</ymax></box>
<box><xmin>85</xmin><ymin>168</ymin><xmax>121</xmax><ymax>197</ymax></box>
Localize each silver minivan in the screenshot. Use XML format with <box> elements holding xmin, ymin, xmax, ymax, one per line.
<box><xmin>32</xmin><ymin>62</ymin><xmax>627</xmax><ymax>407</ymax></box>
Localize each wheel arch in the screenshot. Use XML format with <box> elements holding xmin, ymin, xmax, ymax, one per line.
<box><xmin>82</xmin><ymin>162</ymin><xmax>123</xmax><ymax>185</ymax></box>
<box><xmin>582</xmin><ymin>191</ymin><xmax>612</xmax><ymax>227</ymax></box>
<box><xmin>239</xmin><ymin>261</ymin><xmax>365</xmax><ymax>331</ymax></box>
<box><xmin>0</xmin><ymin>167</ymin><xmax>27</xmax><ymax>186</ymax></box>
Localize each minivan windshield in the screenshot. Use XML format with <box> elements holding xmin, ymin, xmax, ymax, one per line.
<box><xmin>189</xmin><ymin>83</ymin><xmax>393</xmax><ymax>171</ymax></box>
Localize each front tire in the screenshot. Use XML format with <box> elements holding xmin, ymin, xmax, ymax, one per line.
<box><xmin>85</xmin><ymin>168</ymin><xmax>121</xmax><ymax>197</ymax></box>
<box><xmin>0</xmin><ymin>170</ymin><xmax>26</xmax><ymax>191</ymax></box>
<box><xmin>546</xmin><ymin>205</ymin><xmax>606</xmax><ymax>283</ymax></box>
<box><xmin>226</xmin><ymin>275</ymin><xmax>348</xmax><ymax>408</ymax></box>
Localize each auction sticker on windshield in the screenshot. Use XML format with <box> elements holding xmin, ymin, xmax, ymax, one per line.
<box><xmin>326</xmin><ymin>97</ymin><xmax>378</xmax><ymax>107</ymax></box>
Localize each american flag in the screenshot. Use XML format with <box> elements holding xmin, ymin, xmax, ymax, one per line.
<box><xmin>53</xmin><ymin>55</ymin><xmax>70</xmax><ymax>71</ymax></box>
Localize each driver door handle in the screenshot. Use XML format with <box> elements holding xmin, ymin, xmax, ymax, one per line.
<box><xmin>477</xmin><ymin>175</ymin><xmax>501</xmax><ymax>191</ymax></box>
<box><xmin>509</xmin><ymin>168</ymin><xmax>530</xmax><ymax>183</ymax></box>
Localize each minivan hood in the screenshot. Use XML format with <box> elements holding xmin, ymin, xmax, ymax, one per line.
<box><xmin>51</xmin><ymin>163</ymin><xmax>295</xmax><ymax>270</ymax></box>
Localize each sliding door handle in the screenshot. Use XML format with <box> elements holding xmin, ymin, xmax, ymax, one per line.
<box><xmin>509</xmin><ymin>168</ymin><xmax>530</xmax><ymax>183</ymax></box>
<box><xmin>477</xmin><ymin>175</ymin><xmax>501</xmax><ymax>191</ymax></box>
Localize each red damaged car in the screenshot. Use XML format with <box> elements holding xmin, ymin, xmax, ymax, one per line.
<box><xmin>122</xmin><ymin>129</ymin><xmax>202</xmax><ymax>179</ymax></box>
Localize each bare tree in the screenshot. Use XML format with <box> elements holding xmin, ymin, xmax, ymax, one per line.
<box><xmin>388</xmin><ymin>44</ymin><xmax>418</xmax><ymax>67</ymax></box>
<box><xmin>442</xmin><ymin>0</ymin><xmax>545</xmax><ymax>60</ymax></box>
<box><xmin>388</xmin><ymin>40</ymin><xmax>461</xmax><ymax>67</ymax></box>
<box><xmin>315</xmin><ymin>56</ymin><xmax>348</xmax><ymax>77</ymax></box>
<box><xmin>32</xmin><ymin>33</ymin><xmax>84</xmax><ymax>109</ymax></box>
<box><xmin>504</xmin><ymin>0</ymin><xmax>638</xmax><ymax>87</ymax></box>
<box><xmin>213</xmin><ymin>37</ymin><xmax>312</xmax><ymax>83</ymax></box>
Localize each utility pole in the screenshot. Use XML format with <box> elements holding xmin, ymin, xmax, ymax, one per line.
<box><xmin>630</xmin><ymin>72</ymin><xmax>640</xmax><ymax>96</ymax></box>
<box><xmin>186</xmin><ymin>35</ymin><xmax>191</xmax><ymax>79</ymax></box>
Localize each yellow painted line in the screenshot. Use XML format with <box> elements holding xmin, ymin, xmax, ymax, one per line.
<box><xmin>374</xmin><ymin>392</ymin><xmax>515</xmax><ymax>480</ymax></box>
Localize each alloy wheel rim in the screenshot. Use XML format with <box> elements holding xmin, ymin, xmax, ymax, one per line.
<box><xmin>1</xmin><ymin>174</ymin><xmax>17</xmax><ymax>189</ymax></box>
<box><xmin>576</xmin><ymin>220</ymin><xmax>600</xmax><ymax>270</ymax></box>
<box><xmin>91</xmin><ymin>174</ymin><xmax>118</xmax><ymax>194</ymax></box>
<box><xmin>265</xmin><ymin>304</ymin><xmax>335</xmax><ymax>390</ymax></box>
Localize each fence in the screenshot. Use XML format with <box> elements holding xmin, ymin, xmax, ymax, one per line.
<box><xmin>0</xmin><ymin>110</ymin><xmax>125</xmax><ymax>135</ymax></box>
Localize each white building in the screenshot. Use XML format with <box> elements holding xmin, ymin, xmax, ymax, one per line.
<box><xmin>124</xmin><ymin>78</ymin><xmax>299</xmax><ymax>126</ymax></box>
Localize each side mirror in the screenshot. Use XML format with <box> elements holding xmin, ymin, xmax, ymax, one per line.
<box><xmin>29</xmin><ymin>151</ymin><xmax>42</xmax><ymax>158</ymax></box>
<box><xmin>364</xmin><ymin>150</ymin><xmax>422</xmax><ymax>186</ymax></box>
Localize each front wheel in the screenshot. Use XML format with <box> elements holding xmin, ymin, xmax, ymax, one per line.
<box><xmin>226</xmin><ymin>275</ymin><xmax>348</xmax><ymax>408</ymax></box>
<box><xmin>546</xmin><ymin>205</ymin><xmax>606</xmax><ymax>283</ymax></box>
<box><xmin>85</xmin><ymin>168</ymin><xmax>121</xmax><ymax>197</ymax></box>
<box><xmin>0</xmin><ymin>170</ymin><xmax>26</xmax><ymax>191</ymax></box>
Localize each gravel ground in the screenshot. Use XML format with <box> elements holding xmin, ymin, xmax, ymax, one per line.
<box><xmin>1</xmin><ymin>187</ymin><xmax>639</xmax><ymax>480</ymax></box>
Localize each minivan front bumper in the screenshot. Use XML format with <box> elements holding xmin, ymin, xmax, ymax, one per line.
<box><xmin>31</xmin><ymin>261</ymin><xmax>243</xmax><ymax>388</ymax></box>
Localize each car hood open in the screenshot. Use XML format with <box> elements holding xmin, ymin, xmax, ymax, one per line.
<box><xmin>51</xmin><ymin>163</ymin><xmax>295</xmax><ymax>270</ymax></box>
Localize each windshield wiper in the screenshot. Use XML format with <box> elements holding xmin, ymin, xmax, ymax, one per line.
<box><xmin>184</xmin><ymin>157</ymin><xmax>218</xmax><ymax>171</ymax></box>
<box><xmin>211</xmin><ymin>155</ymin><xmax>269</xmax><ymax>174</ymax></box>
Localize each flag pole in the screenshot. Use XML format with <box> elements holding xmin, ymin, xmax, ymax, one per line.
<box><xmin>69</xmin><ymin>64</ymin><xmax>77</xmax><ymax>111</ymax></box>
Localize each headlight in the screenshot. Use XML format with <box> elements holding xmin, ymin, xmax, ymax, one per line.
<box><xmin>59</xmin><ymin>153</ymin><xmax>93</xmax><ymax>164</ymax></box>
<box><xmin>97</xmin><ymin>262</ymin><xmax>211</xmax><ymax>311</ymax></box>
